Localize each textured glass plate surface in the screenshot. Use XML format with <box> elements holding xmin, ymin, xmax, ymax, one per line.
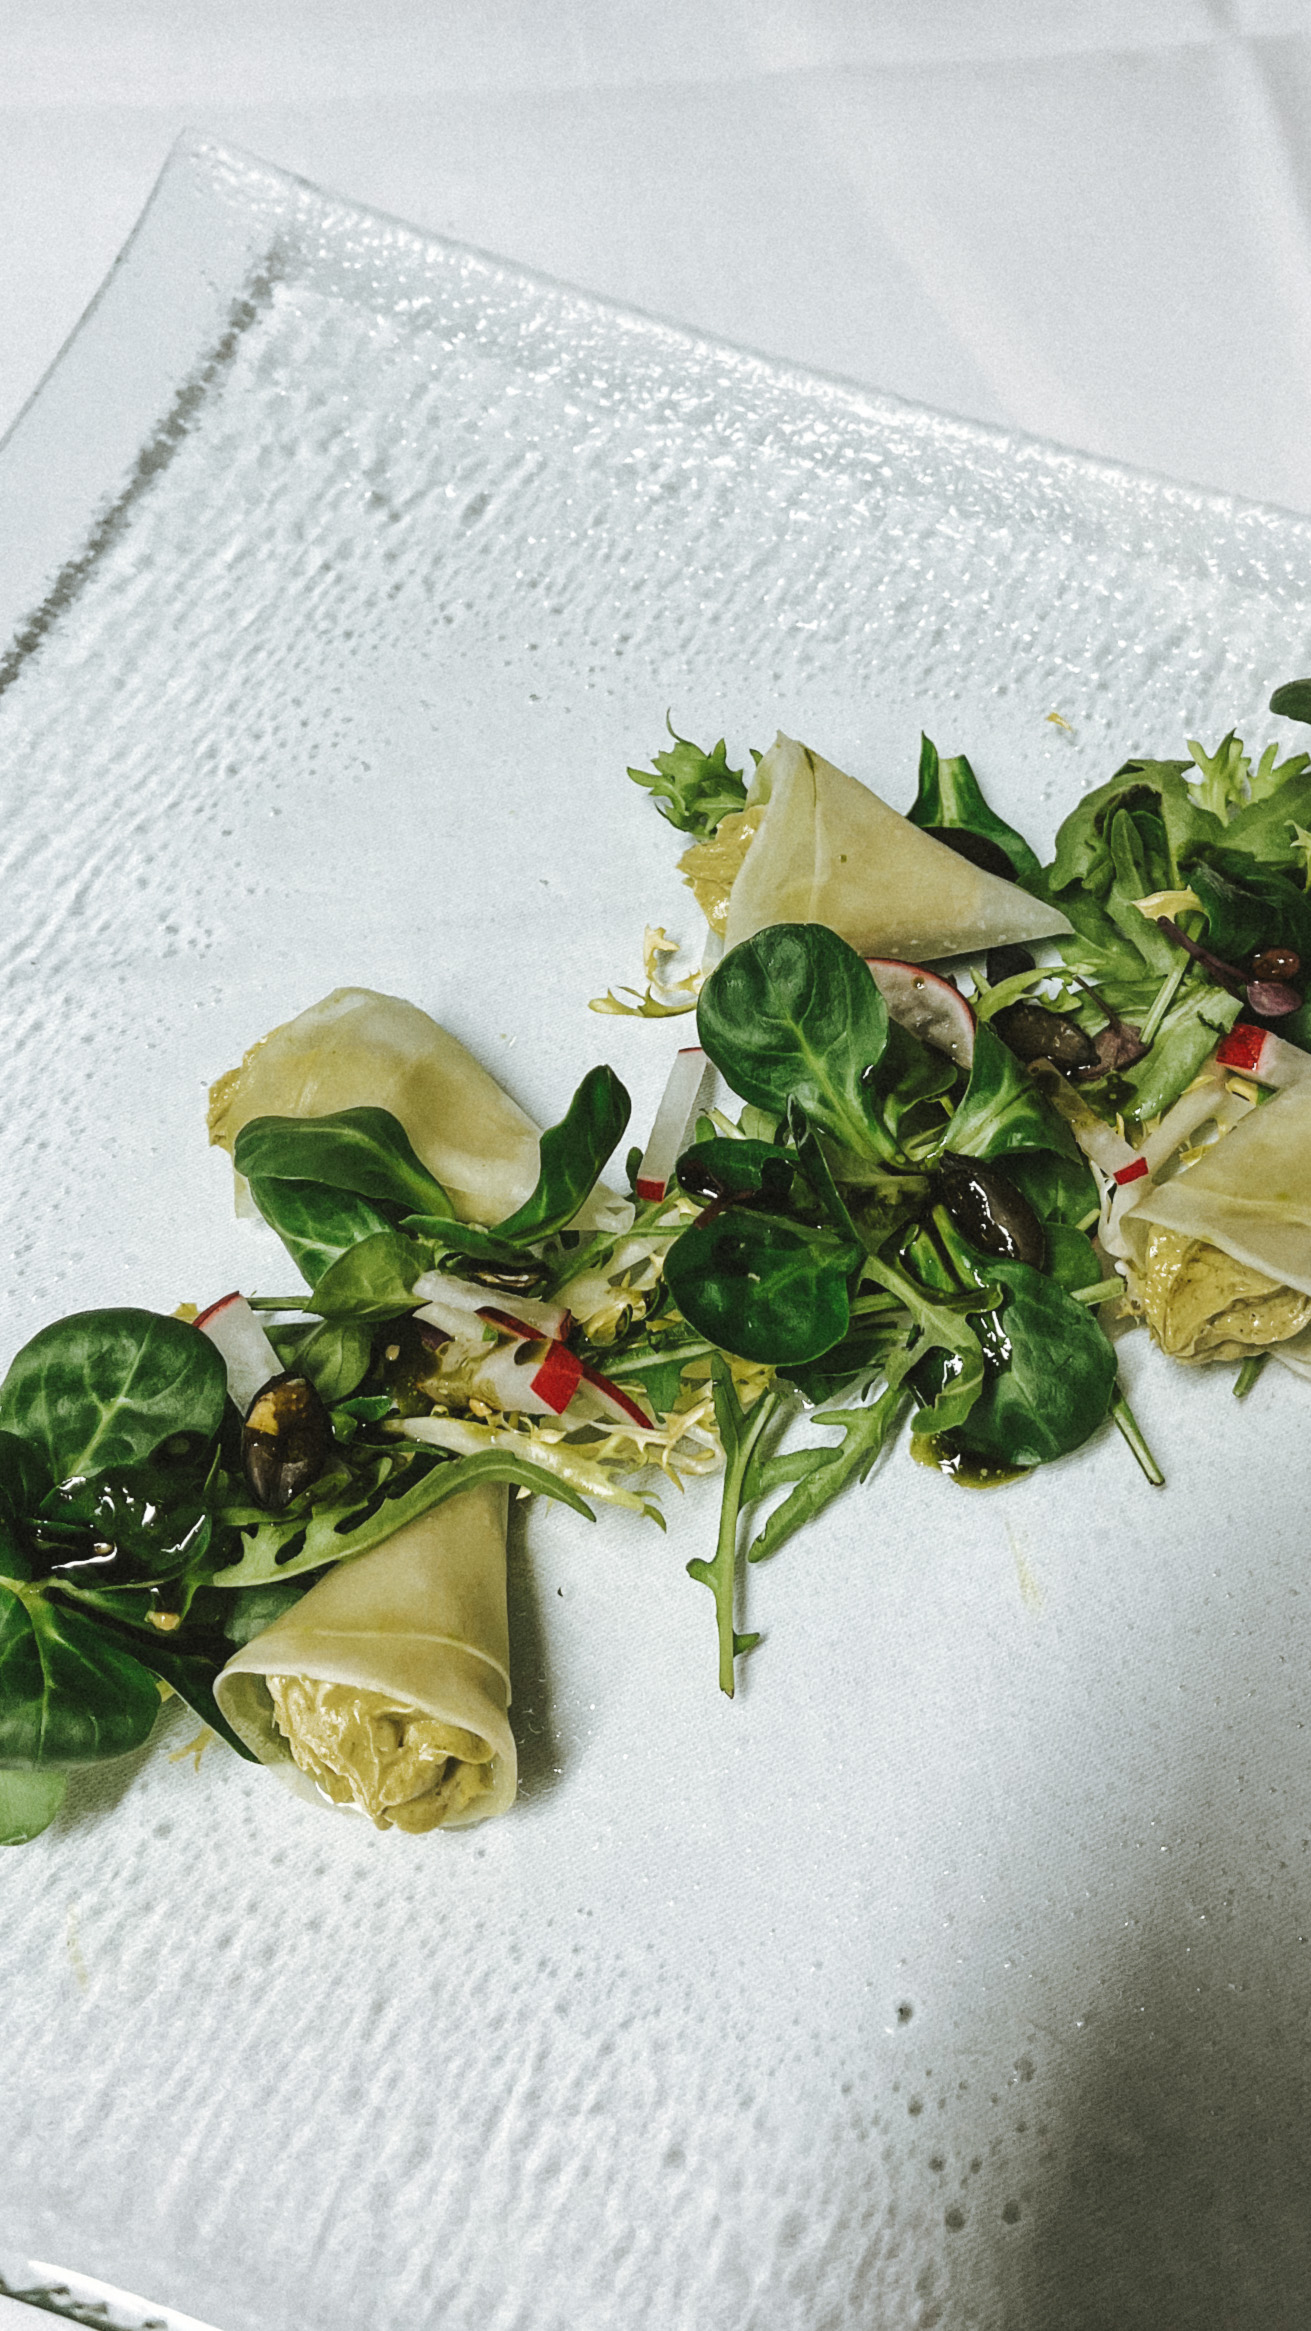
<box><xmin>2</xmin><ymin>136</ymin><xmax>1311</xmax><ymax>2331</ymax></box>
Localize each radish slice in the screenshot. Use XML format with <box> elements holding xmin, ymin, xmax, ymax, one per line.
<box><xmin>467</xmin><ymin>1336</ymin><xmax>583</xmax><ymax>1417</ymax></box>
<box><xmin>412</xmin><ymin>1272</ymin><xmax>570</xmax><ymax>1340</ymax></box>
<box><xmin>195</xmin><ymin>1292</ymin><xmax>282</xmax><ymax>1417</ymax></box>
<box><xmin>865</xmin><ymin>959</ymin><xmax>975</xmax><ymax>1067</ymax></box>
<box><xmin>576</xmin><ymin>1358</ymin><xmax>652</xmax><ymax>1430</ymax></box>
<box><xmin>531</xmin><ymin>1342</ymin><xmax>585</xmax><ymax>1415</ymax></box>
<box><xmin>635</xmin><ymin>1046</ymin><xmax>715</xmax><ymax>1201</ymax></box>
<box><xmin>1215</xmin><ymin>1023</ymin><xmax>1311</xmax><ymax>1088</ymax></box>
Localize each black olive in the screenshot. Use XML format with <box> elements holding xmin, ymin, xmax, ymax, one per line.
<box><xmin>921</xmin><ymin>826</ymin><xmax>1017</xmax><ymax>880</ymax></box>
<box><xmin>993</xmin><ymin>1001</ymin><xmax>1098</xmax><ymax>1073</ymax></box>
<box><xmin>242</xmin><ymin>1373</ymin><xmax>334</xmax><ymax>1511</ymax></box>
<box><xmin>985</xmin><ymin>944</ymin><xmax>1036</xmax><ymax>986</ymax></box>
<box><xmin>934</xmin><ymin>1154</ymin><xmax>1046</xmax><ymax>1268</ymax></box>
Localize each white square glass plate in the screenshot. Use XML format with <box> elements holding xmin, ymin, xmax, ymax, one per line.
<box><xmin>2</xmin><ymin>136</ymin><xmax>1310</xmax><ymax>2331</ymax></box>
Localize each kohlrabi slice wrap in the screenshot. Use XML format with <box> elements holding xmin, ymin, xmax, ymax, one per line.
<box><xmin>214</xmin><ymin>1484</ymin><xmax>516</xmax><ymax>1832</ymax></box>
<box><xmin>1126</xmin><ymin>1082</ymin><xmax>1311</xmax><ymax>1298</ymax></box>
<box><xmin>682</xmin><ymin>734</ymin><xmax>1071</xmax><ymax>961</ymax></box>
<box><xmin>208</xmin><ymin>986</ymin><xmax>624</xmax><ymax>1232</ymax></box>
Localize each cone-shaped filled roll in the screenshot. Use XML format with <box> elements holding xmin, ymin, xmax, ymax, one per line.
<box><xmin>208</xmin><ymin>987</ymin><xmax>543</xmax><ymax>1225</ymax></box>
<box><xmin>215</xmin><ymin>1485</ymin><xmax>516</xmax><ymax>1832</ymax></box>
<box><xmin>1126</xmin><ymin>1081</ymin><xmax>1311</xmax><ymax>1296</ymax></box>
<box><xmin>695</xmin><ymin>734</ymin><xmax>1071</xmax><ymax>962</ymax></box>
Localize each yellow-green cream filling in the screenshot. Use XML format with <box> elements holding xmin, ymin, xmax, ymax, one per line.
<box><xmin>1133</xmin><ymin>1223</ymin><xmax>1311</xmax><ymax>1362</ymax></box>
<box><xmin>267</xmin><ymin>1675</ymin><xmax>494</xmax><ymax>1832</ymax></box>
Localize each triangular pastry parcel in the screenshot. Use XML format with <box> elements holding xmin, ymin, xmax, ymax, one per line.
<box><xmin>685</xmin><ymin>733</ymin><xmax>1071</xmax><ymax>961</ymax></box>
<box><xmin>216</xmin><ymin>1485</ymin><xmax>516</xmax><ymax>1832</ymax></box>
<box><xmin>208</xmin><ymin>985</ymin><xmax>627</xmax><ymax>1233</ymax></box>
<box><xmin>1127</xmin><ymin>1081</ymin><xmax>1311</xmax><ymax>1297</ymax></box>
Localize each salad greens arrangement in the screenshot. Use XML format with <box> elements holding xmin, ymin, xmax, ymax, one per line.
<box><xmin>7</xmin><ymin>678</ymin><xmax>1311</xmax><ymax>1841</ymax></box>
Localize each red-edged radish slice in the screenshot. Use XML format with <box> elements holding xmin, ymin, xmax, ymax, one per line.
<box><xmin>468</xmin><ymin>1337</ymin><xmax>582</xmax><ymax>1417</ymax></box>
<box><xmin>412</xmin><ymin>1271</ymin><xmax>570</xmax><ymax>1340</ymax></box>
<box><xmin>195</xmin><ymin>1291</ymin><xmax>282</xmax><ymax>1416</ymax></box>
<box><xmin>1112</xmin><ymin>1156</ymin><xmax>1149</xmax><ymax>1188</ymax></box>
<box><xmin>635</xmin><ymin>1046</ymin><xmax>715</xmax><ymax>1201</ymax></box>
<box><xmin>577</xmin><ymin>1358</ymin><xmax>653</xmax><ymax>1430</ymax></box>
<box><xmin>529</xmin><ymin>1342</ymin><xmax>584</xmax><ymax>1415</ymax></box>
<box><xmin>865</xmin><ymin>959</ymin><xmax>975</xmax><ymax>1067</ymax></box>
<box><xmin>1063</xmin><ymin>1114</ymin><xmax>1141</xmax><ymax>1177</ymax></box>
<box><xmin>1216</xmin><ymin>1023</ymin><xmax>1311</xmax><ymax>1088</ymax></box>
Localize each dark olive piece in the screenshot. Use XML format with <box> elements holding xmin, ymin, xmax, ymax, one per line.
<box><xmin>986</xmin><ymin>944</ymin><xmax>1036</xmax><ymax>986</ymax></box>
<box><xmin>935</xmin><ymin>1154</ymin><xmax>1046</xmax><ymax>1268</ymax></box>
<box><xmin>921</xmin><ymin>826</ymin><xmax>1017</xmax><ymax>881</ymax></box>
<box><xmin>1251</xmin><ymin>946</ymin><xmax>1301</xmax><ymax>983</ymax></box>
<box><xmin>242</xmin><ymin>1372</ymin><xmax>334</xmax><ymax>1511</ymax></box>
<box><xmin>675</xmin><ymin>1154</ymin><xmax>728</xmax><ymax>1203</ymax></box>
<box><xmin>993</xmin><ymin>1000</ymin><xmax>1099</xmax><ymax>1073</ymax></box>
<box><xmin>455</xmin><ymin>1257</ymin><xmax>548</xmax><ymax>1293</ymax></box>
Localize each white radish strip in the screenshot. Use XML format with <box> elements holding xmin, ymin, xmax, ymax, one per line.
<box><xmin>195</xmin><ymin>1292</ymin><xmax>281</xmax><ymax>1416</ymax></box>
<box><xmin>1101</xmin><ymin>1069</ymin><xmax>1243</xmax><ymax>1259</ymax></box>
<box><xmin>1216</xmin><ymin>1023</ymin><xmax>1311</xmax><ymax>1089</ymax></box>
<box><xmin>865</xmin><ymin>959</ymin><xmax>975</xmax><ymax>1067</ymax></box>
<box><xmin>412</xmin><ymin>1272</ymin><xmax>569</xmax><ymax>1339</ymax></box>
<box><xmin>468</xmin><ymin>1338</ymin><xmax>583</xmax><ymax>1418</ymax></box>
<box><xmin>635</xmin><ymin>1046</ymin><xmax>715</xmax><ymax>1202</ymax></box>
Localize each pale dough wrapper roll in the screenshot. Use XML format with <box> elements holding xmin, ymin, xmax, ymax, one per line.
<box><xmin>215</xmin><ymin>1486</ymin><xmax>516</xmax><ymax>1832</ymax></box>
<box><xmin>707</xmin><ymin>734</ymin><xmax>1072</xmax><ymax>961</ymax></box>
<box><xmin>208</xmin><ymin>986</ymin><xmax>541</xmax><ymax>1226</ymax></box>
<box><xmin>1126</xmin><ymin>1081</ymin><xmax>1311</xmax><ymax>1298</ymax></box>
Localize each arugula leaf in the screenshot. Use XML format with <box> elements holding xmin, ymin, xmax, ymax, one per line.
<box><xmin>0</xmin><ymin>1580</ymin><xmax>162</xmax><ymax>1765</ymax></box>
<box><xmin>909</xmin><ymin>734</ymin><xmax>1044</xmax><ymax>888</ymax></box>
<box><xmin>698</xmin><ymin>923</ymin><xmax>902</xmax><ymax>1165</ymax></box>
<box><xmin>627</xmin><ymin>723</ymin><xmax>749</xmax><ymax>841</ymax></box>
<box><xmin>210</xmin><ymin>1448</ymin><xmax>594</xmax><ymax>1589</ymax></box>
<box><xmin>0</xmin><ymin>1310</ymin><xmax>227</xmax><ymax>1484</ymax></box>
<box><xmin>493</xmin><ymin>1065</ymin><xmax>630</xmax><ymax>1245</ymax></box>
<box><xmin>747</xmin><ymin>1349</ymin><xmax>917</xmax><ymax>1564</ymax></box>
<box><xmin>686</xmin><ymin>1357</ymin><xmax>783</xmax><ymax>1695</ymax></box>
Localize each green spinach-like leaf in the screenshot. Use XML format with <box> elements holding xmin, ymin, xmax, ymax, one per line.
<box><xmin>698</xmin><ymin>924</ymin><xmax>901</xmax><ymax>1164</ymax></box>
<box><xmin>664</xmin><ymin>1210</ymin><xmax>856</xmax><ymax>1365</ymax></box>
<box><xmin>0</xmin><ymin>1310</ymin><xmax>227</xmax><ymax>1484</ymax></box>
<box><xmin>307</xmin><ymin>1231</ymin><xmax>431</xmax><ymax>1321</ymax></box>
<box><xmin>0</xmin><ymin>1765</ymin><xmax>68</xmax><ymax>1844</ymax></box>
<box><xmin>0</xmin><ymin>1581</ymin><xmax>162</xmax><ymax>1765</ymax></box>
<box><xmin>493</xmin><ymin>1065</ymin><xmax>630</xmax><ymax>1245</ymax></box>
<box><xmin>943</xmin><ymin>1024</ymin><xmax>1081</xmax><ymax>1165</ymax></box>
<box><xmin>909</xmin><ymin>734</ymin><xmax>1044</xmax><ymax>888</ymax></box>
<box><xmin>246</xmin><ymin>1177</ymin><xmax>395</xmax><ymax>1287</ymax></box>
<box><xmin>235</xmin><ymin>1107</ymin><xmax>453</xmax><ymax>1218</ymax></box>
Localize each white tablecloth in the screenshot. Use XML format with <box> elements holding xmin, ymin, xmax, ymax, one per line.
<box><xmin>6</xmin><ymin>0</ymin><xmax>1311</xmax><ymax>511</ymax></box>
